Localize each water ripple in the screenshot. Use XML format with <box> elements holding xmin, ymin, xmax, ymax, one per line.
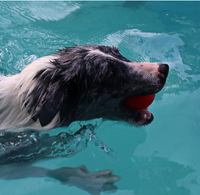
<box><xmin>0</xmin><ymin>124</ymin><xmax>115</xmax><ymax>165</ymax></box>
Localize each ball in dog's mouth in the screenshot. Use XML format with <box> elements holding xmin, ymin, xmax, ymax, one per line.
<box><xmin>125</xmin><ymin>95</ymin><xmax>155</xmax><ymax>110</ymax></box>
<box><xmin>121</xmin><ymin>95</ymin><xmax>155</xmax><ymax>126</ymax></box>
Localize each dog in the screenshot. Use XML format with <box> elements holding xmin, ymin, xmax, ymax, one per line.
<box><xmin>0</xmin><ymin>45</ymin><xmax>169</xmax><ymax>131</ymax></box>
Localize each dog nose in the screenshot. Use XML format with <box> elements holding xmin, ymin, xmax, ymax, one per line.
<box><xmin>158</xmin><ymin>64</ymin><xmax>169</xmax><ymax>79</ymax></box>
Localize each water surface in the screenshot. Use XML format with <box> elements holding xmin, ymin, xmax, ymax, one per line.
<box><xmin>0</xmin><ymin>2</ymin><xmax>200</xmax><ymax>195</ymax></box>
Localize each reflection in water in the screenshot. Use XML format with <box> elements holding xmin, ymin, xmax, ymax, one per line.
<box><xmin>0</xmin><ymin>124</ymin><xmax>115</xmax><ymax>164</ymax></box>
<box><xmin>0</xmin><ymin>124</ymin><xmax>120</xmax><ymax>195</ymax></box>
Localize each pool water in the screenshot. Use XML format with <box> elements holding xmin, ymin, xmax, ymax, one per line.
<box><xmin>0</xmin><ymin>1</ymin><xmax>200</xmax><ymax>195</ymax></box>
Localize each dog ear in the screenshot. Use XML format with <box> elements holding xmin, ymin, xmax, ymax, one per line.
<box><xmin>36</xmin><ymin>82</ymin><xmax>64</xmax><ymax>127</ymax></box>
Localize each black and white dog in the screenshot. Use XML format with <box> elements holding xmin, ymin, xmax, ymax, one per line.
<box><xmin>0</xmin><ymin>45</ymin><xmax>169</xmax><ymax>131</ymax></box>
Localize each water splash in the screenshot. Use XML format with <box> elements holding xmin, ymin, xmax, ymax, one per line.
<box><xmin>0</xmin><ymin>124</ymin><xmax>115</xmax><ymax>165</ymax></box>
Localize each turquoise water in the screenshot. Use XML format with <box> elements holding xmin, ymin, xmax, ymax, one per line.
<box><xmin>0</xmin><ymin>1</ymin><xmax>200</xmax><ymax>195</ymax></box>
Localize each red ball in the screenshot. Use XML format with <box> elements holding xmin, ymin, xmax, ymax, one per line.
<box><xmin>125</xmin><ymin>94</ymin><xmax>155</xmax><ymax>110</ymax></box>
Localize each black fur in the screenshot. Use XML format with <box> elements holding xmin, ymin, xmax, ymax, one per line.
<box><xmin>24</xmin><ymin>45</ymin><xmax>169</xmax><ymax>127</ymax></box>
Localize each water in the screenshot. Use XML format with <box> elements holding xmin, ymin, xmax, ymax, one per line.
<box><xmin>0</xmin><ymin>1</ymin><xmax>200</xmax><ymax>195</ymax></box>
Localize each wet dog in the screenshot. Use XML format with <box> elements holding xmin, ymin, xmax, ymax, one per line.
<box><xmin>0</xmin><ymin>45</ymin><xmax>169</xmax><ymax>131</ymax></box>
<box><xmin>0</xmin><ymin>45</ymin><xmax>169</xmax><ymax>194</ymax></box>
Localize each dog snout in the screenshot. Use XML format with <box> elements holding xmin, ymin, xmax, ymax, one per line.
<box><xmin>128</xmin><ymin>62</ymin><xmax>169</xmax><ymax>82</ymax></box>
<box><xmin>158</xmin><ymin>64</ymin><xmax>169</xmax><ymax>79</ymax></box>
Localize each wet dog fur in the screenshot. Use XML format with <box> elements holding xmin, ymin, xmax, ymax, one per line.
<box><xmin>0</xmin><ymin>45</ymin><xmax>169</xmax><ymax>131</ymax></box>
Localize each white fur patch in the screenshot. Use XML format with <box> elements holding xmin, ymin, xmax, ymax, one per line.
<box><xmin>88</xmin><ymin>49</ymin><xmax>122</xmax><ymax>62</ymax></box>
<box><xmin>0</xmin><ymin>55</ymin><xmax>60</xmax><ymax>131</ymax></box>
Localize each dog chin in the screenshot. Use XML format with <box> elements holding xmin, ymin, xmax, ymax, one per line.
<box><xmin>120</xmin><ymin>102</ymin><xmax>154</xmax><ymax>126</ymax></box>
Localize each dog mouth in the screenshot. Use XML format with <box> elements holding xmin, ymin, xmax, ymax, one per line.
<box><xmin>120</xmin><ymin>95</ymin><xmax>155</xmax><ymax>126</ymax></box>
<box><xmin>117</xmin><ymin>63</ymin><xmax>169</xmax><ymax>126</ymax></box>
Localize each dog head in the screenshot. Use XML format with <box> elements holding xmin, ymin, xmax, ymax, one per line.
<box><xmin>26</xmin><ymin>45</ymin><xmax>169</xmax><ymax>127</ymax></box>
